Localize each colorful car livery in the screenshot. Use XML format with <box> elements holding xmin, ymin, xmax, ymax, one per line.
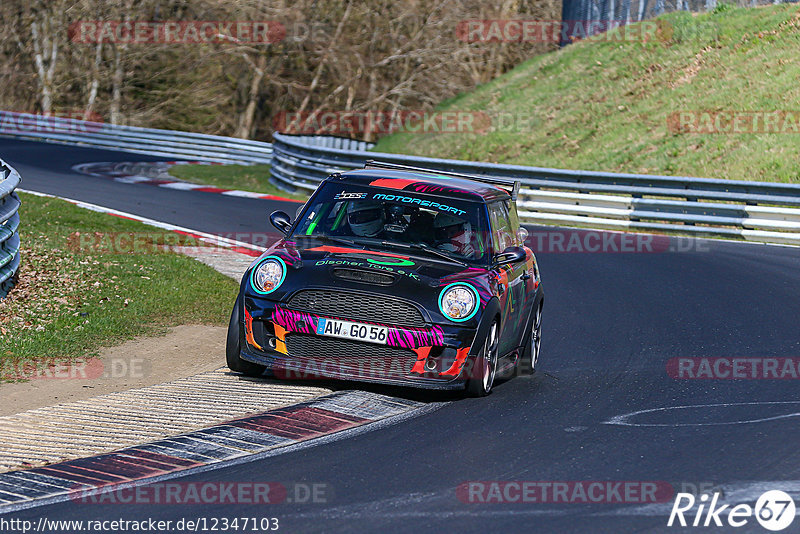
<box><xmin>226</xmin><ymin>160</ymin><xmax>544</xmax><ymax>396</ymax></box>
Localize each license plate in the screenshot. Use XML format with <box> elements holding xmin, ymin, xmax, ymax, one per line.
<box><xmin>316</xmin><ymin>318</ymin><xmax>388</xmax><ymax>345</ymax></box>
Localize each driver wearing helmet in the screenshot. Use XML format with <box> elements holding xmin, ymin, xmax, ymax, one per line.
<box><xmin>347</xmin><ymin>201</ymin><xmax>386</xmax><ymax>237</ymax></box>
<box><xmin>434</xmin><ymin>213</ymin><xmax>475</xmax><ymax>258</ymax></box>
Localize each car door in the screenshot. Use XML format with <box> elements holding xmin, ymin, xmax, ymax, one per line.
<box><xmin>488</xmin><ymin>201</ymin><xmax>526</xmax><ymax>356</ymax></box>
<box><xmin>506</xmin><ymin>200</ymin><xmax>536</xmax><ymax>342</ymax></box>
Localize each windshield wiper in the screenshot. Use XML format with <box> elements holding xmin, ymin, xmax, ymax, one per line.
<box><xmin>411</xmin><ymin>241</ymin><xmax>470</xmax><ymax>267</ymax></box>
<box><xmin>376</xmin><ymin>239</ymin><xmax>469</xmax><ymax>267</ymax></box>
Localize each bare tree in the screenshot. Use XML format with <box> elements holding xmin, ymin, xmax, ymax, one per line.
<box><xmin>0</xmin><ymin>0</ymin><xmax>560</xmax><ymax>139</ymax></box>
<box><xmin>4</xmin><ymin>1</ymin><xmax>69</xmax><ymax>113</ymax></box>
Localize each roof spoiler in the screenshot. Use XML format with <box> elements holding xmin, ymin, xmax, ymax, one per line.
<box><xmin>364</xmin><ymin>160</ymin><xmax>521</xmax><ymax>201</ymax></box>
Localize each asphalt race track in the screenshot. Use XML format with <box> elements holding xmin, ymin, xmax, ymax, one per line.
<box><xmin>1</xmin><ymin>137</ymin><xmax>290</xmax><ymax>240</ymax></box>
<box><xmin>3</xmin><ymin>137</ymin><xmax>800</xmax><ymax>532</ymax></box>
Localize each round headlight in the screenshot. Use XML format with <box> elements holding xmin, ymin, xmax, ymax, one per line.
<box><xmin>439</xmin><ymin>283</ymin><xmax>479</xmax><ymax>322</ymax></box>
<box><xmin>250</xmin><ymin>257</ymin><xmax>286</xmax><ymax>294</ymax></box>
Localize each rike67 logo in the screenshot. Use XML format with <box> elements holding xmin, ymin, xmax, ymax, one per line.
<box><xmin>668</xmin><ymin>490</ymin><xmax>795</xmax><ymax>531</ymax></box>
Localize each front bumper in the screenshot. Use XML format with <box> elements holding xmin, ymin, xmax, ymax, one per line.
<box><xmin>241</xmin><ymin>298</ymin><xmax>477</xmax><ymax>390</ymax></box>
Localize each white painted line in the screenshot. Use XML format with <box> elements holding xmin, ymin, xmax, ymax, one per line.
<box><xmin>114</xmin><ymin>176</ymin><xmax>151</xmax><ymax>184</ymax></box>
<box><xmin>603</xmin><ymin>401</ymin><xmax>800</xmax><ymax>427</ymax></box>
<box><xmin>222</xmin><ymin>190</ymin><xmax>271</xmax><ymax>198</ymax></box>
<box><xmin>157</xmin><ymin>181</ymin><xmax>205</xmax><ymax>190</ymax></box>
<box><xmin>18</xmin><ymin>188</ymin><xmax>265</xmax><ymax>253</ymax></box>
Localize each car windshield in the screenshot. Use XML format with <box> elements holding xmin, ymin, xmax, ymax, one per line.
<box><xmin>293</xmin><ymin>181</ymin><xmax>490</xmax><ymax>264</ymax></box>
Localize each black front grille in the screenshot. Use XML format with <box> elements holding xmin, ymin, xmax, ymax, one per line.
<box><xmin>332</xmin><ymin>268</ymin><xmax>396</xmax><ymax>286</ymax></box>
<box><xmin>287</xmin><ymin>289</ymin><xmax>425</xmax><ymax>327</ymax></box>
<box><xmin>284</xmin><ymin>334</ymin><xmax>417</xmax><ymax>379</ymax></box>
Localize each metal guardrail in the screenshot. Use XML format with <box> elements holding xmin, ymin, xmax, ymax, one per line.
<box><xmin>271</xmin><ymin>132</ymin><xmax>800</xmax><ymax>245</ymax></box>
<box><xmin>0</xmin><ymin>160</ymin><xmax>21</xmax><ymax>298</ymax></box>
<box><xmin>271</xmin><ymin>134</ymin><xmax>376</xmax><ymax>191</ymax></box>
<box><xmin>2</xmin><ymin>108</ymin><xmax>798</xmax><ymax>246</ymax></box>
<box><xmin>0</xmin><ymin>111</ymin><xmax>272</xmax><ymax>164</ymax></box>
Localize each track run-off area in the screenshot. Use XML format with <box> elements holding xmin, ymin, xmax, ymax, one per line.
<box><xmin>1</xmin><ymin>137</ymin><xmax>799</xmax><ymax>533</ymax></box>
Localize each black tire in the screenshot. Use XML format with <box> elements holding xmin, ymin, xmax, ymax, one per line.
<box><xmin>226</xmin><ymin>298</ymin><xmax>267</xmax><ymax>377</ymax></box>
<box><xmin>521</xmin><ymin>303</ymin><xmax>542</xmax><ymax>375</ymax></box>
<box><xmin>466</xmin><ymin>320</ymin><xmax>499</xmax><ymax>397</ymax></box>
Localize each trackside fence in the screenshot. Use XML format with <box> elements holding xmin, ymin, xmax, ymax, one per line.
<box><xmin>0</xmin><ymin>111</ymin><xmax>272</xmax><ymax>164</ymax></box>
<box><xmin>0</xmin><ymin>160</ymin><xmax>21</xmax><ymax>298</ymax></box>
<box><xmin>271</xmin><ymin>133</ymin><xmax>800</xmax><ymax>246</ymax></box>
<box><xmin>2</xmin><ymin>109</ymin><xmax>798</xmax><ymax>246</ymax></box>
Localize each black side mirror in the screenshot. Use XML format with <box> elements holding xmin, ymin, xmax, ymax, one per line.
<box><xmin>494</xmin><ymin>246</ymin><xmax>527</xmax><ymax>266</ymax></box>
<box><xmin>270</xmin><ymin>210</ymin><xmax>292</xmax><ymax>236</ymax></box>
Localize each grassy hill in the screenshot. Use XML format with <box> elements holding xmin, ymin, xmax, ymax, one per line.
<box><xmin>374</xmin><ymin>4</ymin><xmax>800</xmax><ymax>183</ymax></box>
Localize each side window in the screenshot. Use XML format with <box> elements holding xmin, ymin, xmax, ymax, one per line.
<box><xmin>507</xmin><ymin>201</ymin><xmax>523</xmax><ymax>245</ymax></box>
<box><xmin>488</xmin><ymin>202</ymin><xmax>515</xmax><ymax>253</ymax></box>
<box><xmin>328</xmin><ymin>201</ymin><xmax>347</xmax><ymax>231</ymax></box>
<box><xmin>297</xmin><ymin>201</ymin><xmax>344</xmax><ymax>235</ymax></box>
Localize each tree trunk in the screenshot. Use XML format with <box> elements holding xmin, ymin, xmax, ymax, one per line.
<box><xmin>30</xmin><ymin>20</ymin><xmax>59</xmax><ymax>114</ymax></box>
<box><xmin>110</xmin><ymin>43</ymin><xmax>125</xmax><ymax>125</ymax></box>
<box><xmin>84</xmin><ymin>42</ymin><xmax>103</xmax><ymax>121</ymax></box>
<box><xmin>234</xmin><ymin>55</ymin><xmax>267</xmax><ymax>139</ymax></box>
<box><xmin>638</xmin><ymin>0</ymin><xmax>650</xmax><ymax>21</ymax></box>
<box><xmin>621</xmin><ymin>0</ymin><xmax>631</xmax><ymax>23</ymax></box>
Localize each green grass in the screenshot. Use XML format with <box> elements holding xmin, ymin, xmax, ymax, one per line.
<box><xmin>374</xmin><ymin>4</ymin><xmax>800</xmax><ymax>183</ymax></box>
<box><xmin>0</xmin><ymin>193</ymin><xmax>238</xmax><ymax>371</ymax></box>
<box><xmin>168</xmin><ymin>163</ymin><xmax>309</xmax><ymax>200</ymax></box>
